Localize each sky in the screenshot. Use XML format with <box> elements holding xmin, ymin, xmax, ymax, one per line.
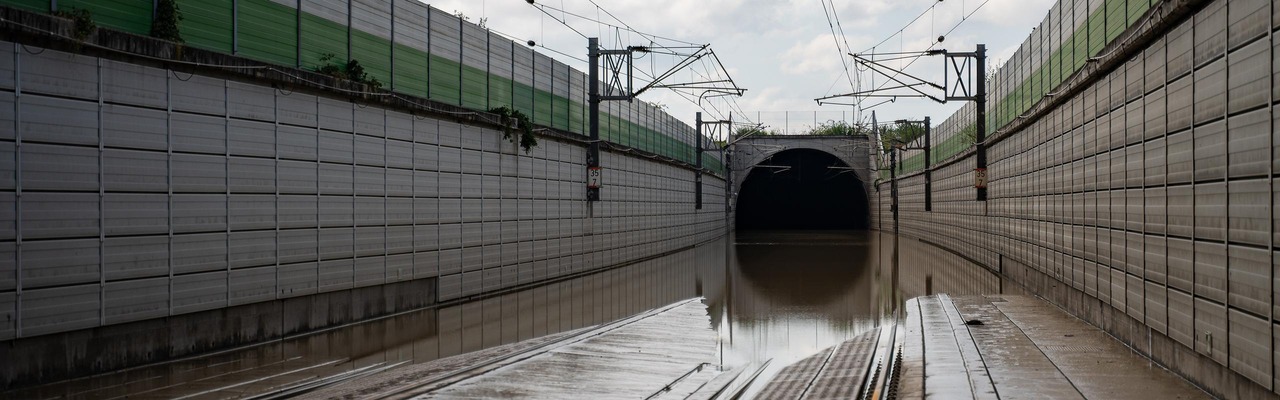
<box><xmin>423</xmin><ymin>0</ymin><xmax>1056</xmax><ymax>137</ymax></box>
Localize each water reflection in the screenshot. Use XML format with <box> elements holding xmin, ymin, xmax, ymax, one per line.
<box><xmin>704</xmin><ymin>230</ymin><xmax>1016</xmax><ymax>395</ymax></box>
<box><xmin>8</xmin><ymin>230</ymin><xmax>1014</xmax><ymax>398</ymax></box>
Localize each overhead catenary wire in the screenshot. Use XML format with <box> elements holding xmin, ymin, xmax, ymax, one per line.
<box><xmin>847</xmin><ymin>0</ymin><xmax>995</xmax><ymax>106</ymax></box>
<box><xmin>526</xmin><ymin>1</ymin><xmax>702</xmax><ymax>47</ymax></box>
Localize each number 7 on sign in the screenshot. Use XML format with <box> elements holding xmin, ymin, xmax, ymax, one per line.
<box><xmin>587</xmin><ymin>166</ymin><xmax>602</xmax><ymax>189</ymax></box>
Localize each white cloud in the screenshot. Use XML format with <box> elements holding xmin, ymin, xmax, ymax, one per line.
<box><xmin>421</xmin><ymin>0</ymin><xmax>1060</xmax><ymax>126</ymax></box>
<box><xmin>781</xmin><ymin>35</ymin><xmax>846</xmax><ymax>75</ymax></box>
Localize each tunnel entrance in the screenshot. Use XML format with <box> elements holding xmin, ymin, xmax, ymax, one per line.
<box><xmin>735</xmin><ymin>149</ymin><xmax>869</xmax><ymax>230</ymax></box>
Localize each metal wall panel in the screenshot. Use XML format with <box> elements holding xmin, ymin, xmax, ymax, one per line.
<box><xmin>1228</xmin><ymin>109</ymin><xmax>1270</xmax><ymax>179</ymax></box>
<box><xmin>229</xmin><ymin>231</ymin><xmax>276</xmax><ymax>268</ymax></box>
<box><xmin>318</xmin><ymin>164</ymin><xmax>354</xmax><ymax>195</ymax></box>
<box><xmin>229</xmin><ymin>265</ymin><xmax>276</xmax><ymax>305</ymax></box>
<box><xmin>1193</xmin><ymin>0</ymin><xmax>1227</xmax><ymax>68</ymax></box>
<box><xmin>103</xmin><ymin>236</ymin><xmax>167</xmax><ymax>281</ymax></box>
<box><xmin>278</xmin><ymin>125</ymin><xmax>320</xmax><ymax>161</ymax></box>
<box><xmin>1193</xmin><ymin>120</ymin><xmax>1226</xmax><ymax>182</ymax></box>
<box><xmin>101</xmin><ymin>149</ymin><xmax>165</xmax><ymax>193</ymax></box>
<box><xmin>21</xmin><ymin>285</ymin><xmax>99</xmax><ymax>336</ymax></box>
<box><xmin>21</xmin><ymin>49</ymin><xmax>97</xmax><ymax>100</ymax></box>
<box><xmin>278</xmin><ymin>261</ymin><xmax>318</xmax><ymax>298</ymax></box>
<box><xmin>228</xmin><ymin>119</ymin><xmax>276</xmax><ymax>158</ymax></box>
<box><xmin>391</xmin><ymin>0</ymin><xmax>429</xmax><ymax>94</ymax></box>
<box><xmin>0</xmin><ymin>33</ymin><xmax>733</xmax><ymax>343</ymax></box>
<box><xmin>278</xmin><ymin>93</ymin><xmax>319</xmax><ymax>128</ymax></box>
<box><xmin>104</xmin><ymin>277</ymin><xmax>168</xmax><ymax>324</ymax></box>
<box><xmin>1193</xmin><ymin>59</ymin><xmax>1226</xmax><ymax>125</ymax></box>
<box><xmin>229</xmin><ymin>195</ymin><xmax>275</xmax><ymax>231</ymax></box>
<box><xmin>22</xmin><ymin>193</ymin><xmax>97</xmax><ymax>240</ymax></box>
<box><xmin>229</xmin><ymin>158</ymin><xmax>276</xmax><ymax>193</ymax></box>
<box><xmin>172</xmin><ymin>154</ymin><xmax>227</xmax><ymax>193</ymax></box>
<box><xmin>22</xmin><ymin>238</ymin><xmax>98</xmax><ymax>288</ymax></box>
<box><xmin>103</xmin><ymin>194</ymin><xmax>167</xmax><ymax>236</ymax></box>
<box><xmin>172</xmin><ymin>233</ymin><xmax>228</xmax><ymax>274</ymax></box>
<box><xmin>172</xmin><ymin>271</ymin><xmax>228</xmax><ymax>314</ymax></box>
<box><xmin>1226</xmin><ymin>39</ymin><xmax>1269</xmax><ymax>115</ymax></box>
<box><xmin>102</xmin><ymin>104</ymin><xmax>166</xmax><ymax>151</ymax></box>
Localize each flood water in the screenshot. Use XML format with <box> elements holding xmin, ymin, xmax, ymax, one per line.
<box><xmin>8</xmin><ymin>230</ymin><xmax>1015</xmax><ymax>398</ymax></box>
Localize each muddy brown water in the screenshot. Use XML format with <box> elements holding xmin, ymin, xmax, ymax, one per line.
<box><xmin>8</xmin><ymin>230</ymin><xmax>1012</xmax><ymax>398</ymax></box>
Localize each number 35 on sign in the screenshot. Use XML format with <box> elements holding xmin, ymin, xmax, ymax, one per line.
<box><xmin>974</xmin><ymin>167</ymin><xmax>987</xmax><ymax>189</ymax></box>
<box><xmin>587</xmin><ymin>166</ymin><xmax>602</xmax><ymax>189</ymax></box>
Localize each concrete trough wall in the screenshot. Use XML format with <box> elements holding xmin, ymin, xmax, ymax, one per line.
<box><xmin>0</xmin><ymin>37</ymin><xmax>728</xmax><ymax>387</ymax></box>
<box><xmin>875</xmin><ymin>0</ymin><xmax>1280</xmax><ymax>397</ymax></box>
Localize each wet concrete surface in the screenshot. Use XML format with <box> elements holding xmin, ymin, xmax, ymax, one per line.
<box><xmin>6</xmin><ymin>231</ymin><xmax>1013</xmax><ymax>398</ymax></box>
<box><xmin>897</xmin><ymin>295</ymin><xmax>1210</xmax><ymax>400</ymax></box>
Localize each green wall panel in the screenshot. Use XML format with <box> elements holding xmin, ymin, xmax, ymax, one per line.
<box><xmin>238</xmin><ymin>0</ymin><xmax>297</xmax><ymax>66</ymax></box>
<box><xmin>351</xmin><ymin>30</ymin><xmax>390</xmax><ymax>86</ymax></box>
<box><xmin>554</xmin><ymin>97</ymin><xmax>570</xmax><ymax>131</ymax></box>
<box><xmin>1087</xmin><ymin>5</ymin><xmax>1107</xmax><ymax>57</ymax></box>
<box><xmin>569</xmin><ymin>101</ymin><xmax>585</xmax><ymax>135</ymax></box>
<box><xmin>177</xmin><ymin>0</ymin><xmax>233</xmax><ymax>53</ymax></box>
<box><xmin>300</xmin><ymin>13</ymin><xmax>347</xmax><ymax>70</ymax></box>
<box><xmin>2</xmin><ymin>0</ymin><xmax>48</xmax><ymax>13</ymax></box>
<box><xmin>1126</xmin><ymin>0</ymin><xmax>1147</xmax><ymax>25</ymax></box>
<box><xmin>460</xmin><ymin>65</ymin><xmax>487</xmax><ymax>110</ymax></box>
<box><xmin>532</xmin><ymin>90</ymin><xmax>553</xmax><ymax>127</ymax></box>
<box><xmin>1105</xmin><ymin>0</ymin><xmax>1126</xmax><ymax>44</ymax></box>
<box><xmin>511</xmin><ymin>82</ymin><xmax>534</xmax><ymax>119</ymax></box>
<box><xmin>60</xmin><ymin>0</ymin><xmax>151</xmax><ymax>35</ymax></box>
<box><xmin>392</xmin><ymin>44</ymin><xmax>429</xmax><ymax>96</ymax></box>
<box><xmin>488</xmin><ymin>75</ymin><xmax>514</xmax><ymax>109</ymax></box>
<box><xmin>429</xmin><ymin>55</ymin><xmax>461</xmax><ymax>105</ymax></box>
<box><xmin>6</xmin><ymin>0</ymin><xmax>710</xmax><ymax>168</ymax></box>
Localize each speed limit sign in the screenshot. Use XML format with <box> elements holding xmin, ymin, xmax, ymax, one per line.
<box><xmin>587</xmin><ymin>166</ymin><xmax>602</xmax><ymax>189</ymax></box>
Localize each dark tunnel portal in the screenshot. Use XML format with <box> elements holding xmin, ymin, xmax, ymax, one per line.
<box><xmin>735</xmin><ymin>149</ymin><xmax>869</xmax><ymax>230</ymax></box>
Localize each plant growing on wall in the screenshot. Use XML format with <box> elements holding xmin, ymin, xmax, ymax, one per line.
<box><xmin>53</xmin><ymin>7</ymin><xmax>95</xmax><ymax>42</ymax></box>
<box><xmin>150</xmin><ymin>0</ymin><xmax>183</xmax><ymax>43</ymax></box>
<box><xmin>958</xmin><ymin>124</ymin><xmax>977</xmax><ymax>146</ymax></box>
<box><xmin>315</xmin><ymin>53</ymin><xmax>384</xmax><ymax>90</ymax></box>
<box><xmin>490</xmin><ymin>106</ymin><xmax>538</xmax><ymax>153</ymax></box>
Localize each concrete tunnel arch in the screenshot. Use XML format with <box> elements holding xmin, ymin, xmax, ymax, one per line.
<box><xmin>734</xmin><ymin>148</ymin><xmax>870</xmax><ymax>230</ymax></box>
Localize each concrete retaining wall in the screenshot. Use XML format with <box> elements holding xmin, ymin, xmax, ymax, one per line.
<box><xmin>875</xmin><ymin>0</ymin><xmax>1280</xmax><ymax>397</ymax></box>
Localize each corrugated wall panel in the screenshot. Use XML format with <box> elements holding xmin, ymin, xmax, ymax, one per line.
<box><xmin>238</xmin><ymin>0</ymin><xmax>299</xmax><ymax>67</ymax></box>
<box><xmin>1104</xmin><ymin>0</ymin><xmax>1127</xmax><ymax>46</ymax></box>
<box><xmin>391</xmin><ymin>0</ymin><xmax>429</xmax><ymax>95</ymax></box>
<box><xmin>22</xmin><ymin>285</ymin><xmax>100</xmax><ymax>336</ymax></box>
<box><xmin>553</xmin><ymin>60</ymin><xmax>571</xmax><ymax>131</ymax></box>
<box><xmin>488</xmin><ymin>32</ymin><xmax>514</xmax><ymax>109</ymax></box>
<box><xmin>569</xmin><ymin>70</ymin><xmax>586</xmax><ymax>135</ymax></box>
<box><xmin>511</xmin><ymin>44</ymin><xmax>535</xmax><ymax>118</ymax></box>
<box><xmin>459</xmin><ymin>21</ymin><xmax>488</xmax><ymax>110</ymax></box>
<box><xmin>172</xmin><ymin>271</ymin><xmax>228</xmax><ymax>315</ymax></box>
<box><xmin>1087</xmin><ymin>0</ymin><xmax>1108</xmax><ymax>57</ymax></box>
<box><xmin>300</xmin><ymin>0</ymin><xmax>350</xmax><ymax>70</ymax></box>
<box><xmin>428</xmin><ymin>6</ymin><xmax>462</xmax><ymax>105</ymax></box>
<box><xmin>532</xmin><ymin>52</ymin><xmax>554</xmax><ymax>127</ymax></box>
<box><xmin>177</xmin><ymin>0</ymin><xmax>234</xmax><ymax>53</ymax></box>
<box><xmin>59</xmin><ymin>0</ymin><xmax>151</xmax><ymax>35</ymax></box>
<box><xmin>350</xmin><ymin>0</ymin><xmax>391</xmax><ymax>85</ymax></box>
<box><xmin>1</xmin><ymin>0</ymin><xmax>47</xmax><ymax>12</ymax></box>
<box><xmin>104</xmin><ymin>277</ymin><xmax>168</xmax><ymax>324</ymax></box>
